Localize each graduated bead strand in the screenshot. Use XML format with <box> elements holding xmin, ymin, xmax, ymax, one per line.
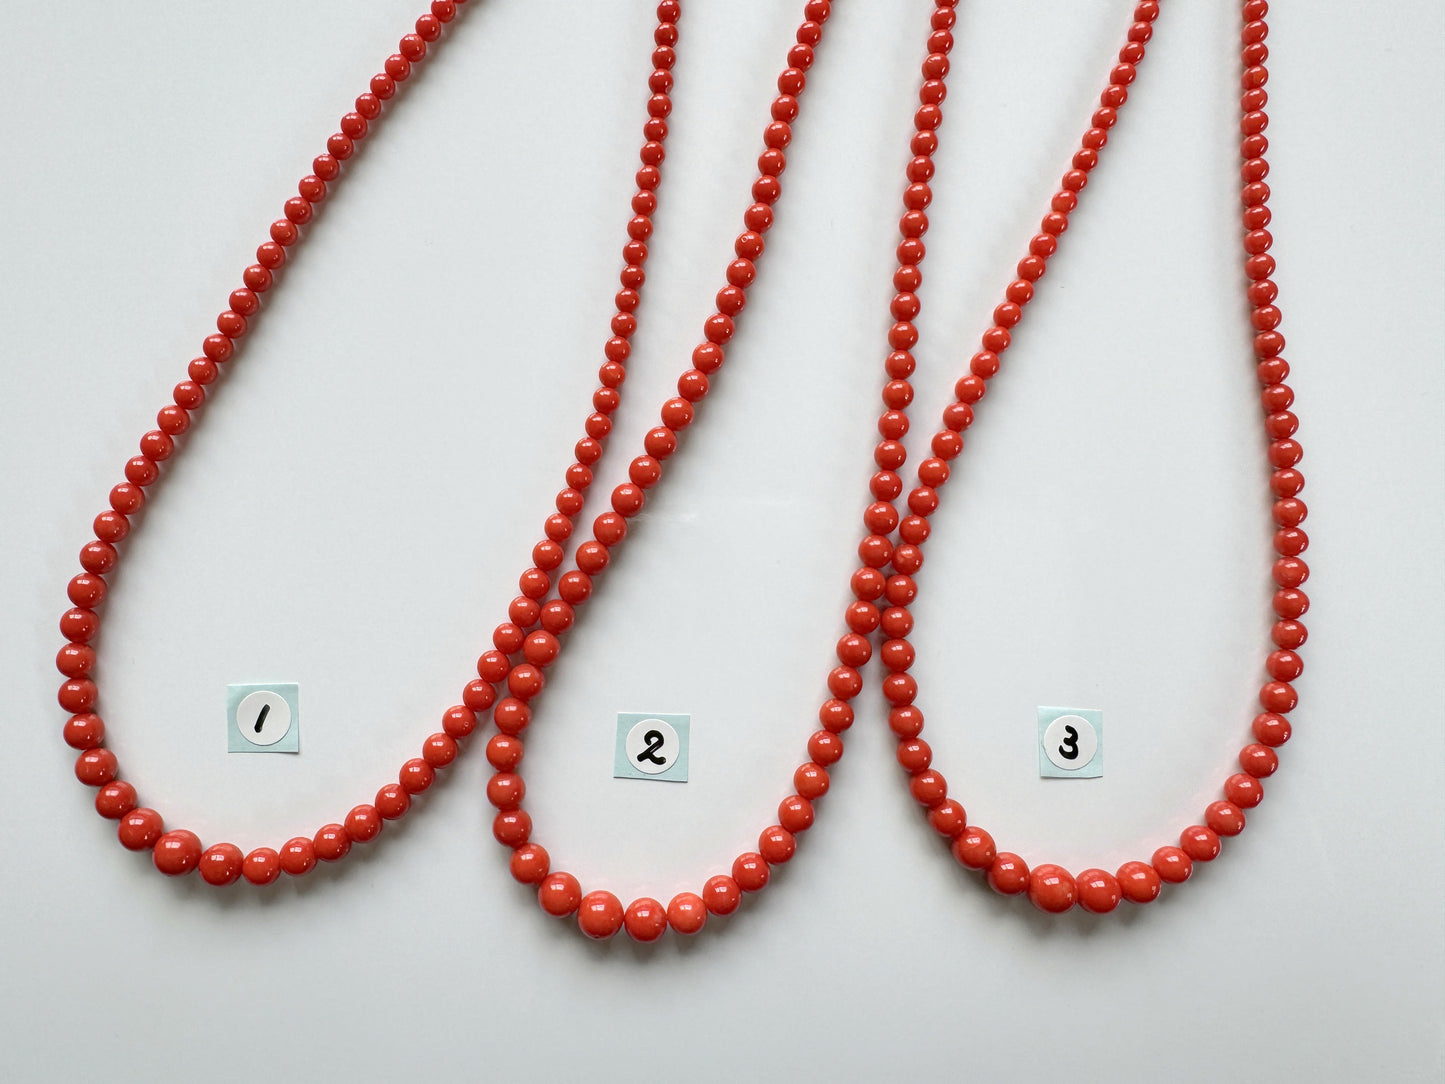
<box><xmin>63</xmin><ymin>2</ymin><xmax>476</xmax><ymax>884</ymax></box>
<box><xmin>487</xmin><ymin>0</ymin><xmax>853</xmax><ymax>942</ymax></box>
<box><xmin>868</xmin><ymin>0</ymin><xmax>1306</xmax><ymax>915</ymax></box>
<box><xmin>59</xmin><ymin>0</ymin><xmax>665</xmax><ymax>886</ymax></box>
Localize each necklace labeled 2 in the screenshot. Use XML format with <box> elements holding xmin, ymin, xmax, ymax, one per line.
<box><xmin>55</xmin><ymin>0</ymin><xmax>1305</xmax><ymax>936</ymax></box>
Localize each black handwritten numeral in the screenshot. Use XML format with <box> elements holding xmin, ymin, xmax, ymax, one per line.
<box><xmin>253</xmin><ymin>702</ymin><xmax>271</xmax><ymax>734</ymax></box>
<box><xmin>635</xmin><ymin>729</ymin><xmax>667</xmax><ymax>766</ymax></box>
<box><xmin>1058</xmin><ymin>724</ymin><xmax>1080</xmax><ymax>761</ymax></box>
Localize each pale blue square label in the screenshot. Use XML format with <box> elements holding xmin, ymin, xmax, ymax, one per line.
<box><xmin>1038</xmin><ymin>706</ymin><xmax>1102</xmax><ymax>778</ymax></box>
<box><xmin>614</xmin><ymin>713</ymin><xmax>689</xmax><ymax>782</ymax></box>
<box><xmin>228</xmin><ymin>683</ymin><xmax>300</xmax><ymax>753</ymax></box>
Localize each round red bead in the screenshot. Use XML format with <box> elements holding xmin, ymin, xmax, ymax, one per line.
<box><xmin>74</xmin><ymin>748</ymin><xmax>116</xmax><ymax>786</ymax></box>
<box><xmin>199</xmin><ymin>843</ymin><xmax>244</xmax><ymax>886</ymax></box>
<box><xmin>1240</xmin><ymin>742</ymin><xmax>1280</xmax><ymax>777</ymax></box>
<box><xmin>510</xmin><ymin>844</ymin><xmax>549</xmax><ymax>884</ymax></box>
<box><xmin>118</xmin><ymin>808</ymin><xmax>163</xmax><ymax>851</ymax></box>
<box><xmin>1116</xmin><ymin>861</ymin><xmax>1162</xmax><ymax>904</ymax></box>
<box><xmin>952</xmin><ymin>827</ymin><xmax>996</xmax><ymax>870</ymax></box>
<box><xmin>927</xmin><ymin>799</ymin><xmax>967</xmax><ymax>838</ymax></box>
<box><xmin>987</xmin><ymin>853</ymin><xmax>1029</xmax><ymax>895</ymax></box>
<box><xmin>538</xmin><ymin>872</ymin><xmax>582</xmax><ymax>917</ymax></box>
<box><xmin>492</xmin><ymin>810</ymin><xmax>531</xmax><ymax>848</ymax></box>
<box><xmin>280</xmin><ymin>836</ymin><xmax>317</xmax><ymax>876</ymax></box>
<box><xmin>313</xmin><ymin>823</ymin><xmax>351</xmax><ymax>862</ymax></box>
<box><xmin>758</xmin><ymin>825</ymin><xmax>796</xmax><ymax>866</ymax></box>
<box><xmin>702</xmin><ymin>875</ymin><xmax>743</xmax><ymax>916</ymax></box>
<box><xmin>345</xmin><ymin>804</ymin><xmax>382</xmax><ymax>843</ymax></box>
<box><xmin>63</xmin><ymin>712</ymin><xmax>104</xmax><ymax>749</ymax></box>
<box><xmin>1225</xmin><ymin>773</ymin><xmax>1264</xmax><ymax>808</ymax></box>
<box><xmin>667</xmin><ymin>892</ymin><xmax>707</xmax><ymax>935</ymax></box>
<box><xmin>399</xmin><ymin>757</ymin><xmax>435</xmax><ymax>794</ymax></box>
<box><xmin>1151</xmin><ymin>846</ymin><xmax>1193</xmax><ymax>884</ymax></box>
<box><xmin>376</xmin><ymin>783</ymin><xmax>411</xmax><ymax>820</ymax></box>
<box><xmin>1076</xmin><ymin>869</ymin><xmax>1122</xmax><ymax>914</ymax></box>
<box><xmin>733</xmin><ymin>851</ymin><xmax>771</xmax><ymax>891</ymax></box>
<box><xmin>1206</xmin><ymin>800</ymin><xmax>1247</xmax><ymax>836</ymax></box>
<box><xmin>1028</xmin><ymin>864</ymin><xmax>1077</xmax><ymax>913</ymax></box>
<box><xmin>578</xmin><ymin>890</ymin><xmax>625</xmax><ymax>939</ymax></box>
<box><xmin>625</xmin><ymin>897</ymin><xmax>668</xmax><ymax>942</ymax></box>
<box><xmin>153</xmin><ymin>830</ymin><xmax>203</xmax><ymax>876</ymax></box>
<box><xmin>243</xmin><ymin>848</ymin><xmax>282</xmax><ymax>885</ymax></box>
<box><xmin>94</xmin><ymin>781</ymin><xmax>136</xmax><ymax>819</ymax></box>
<box><xmin>1179</xmin><ymin>825</ymin><xmax>1221</xmax><ymax>862</ymax></box>
<box><xmin>779</xmin><ymin>794</ymin><xmax>815</xmax><ymax>833</ymax></box>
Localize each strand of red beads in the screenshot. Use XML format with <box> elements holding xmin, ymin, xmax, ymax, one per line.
<box><xmin>56</xmin><ymin>0</ymin><xmax>692</xmax><ymax>885</ymax></box>
<box><xmin>484</xmin><ymin>0</ymin><xmax>958</xmax><ymax>942</ymax></box>
<box><xmin>871</xmin><ymin>0</ymin><xmax>1305</xmax><ymax>914</ymax></box>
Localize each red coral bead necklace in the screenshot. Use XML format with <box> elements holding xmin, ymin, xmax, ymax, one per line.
<box><xmin>855</xmin><ymin>0</ymin><xmax>1303</xmax><ymax>916</ymax></box>
<box><xmin>55</xmin><ymin>0</ymin><xmax>1304</xmax><ymax>934</ymax></box>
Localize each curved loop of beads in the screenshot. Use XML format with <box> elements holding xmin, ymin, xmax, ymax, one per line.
<box><xmin>875</xmin><ymin>0</ymin><xmax>1304</xmax><ymax>915</ymax></box>
<box><xmin>58</xmin><ymin>0</ymin><xmax>700</xmax><ymax>888</ymax></box>
<box><xmin>487</xmin><ymin>0</ymin><xmax>865</xmax><ymax>941</ymax></box>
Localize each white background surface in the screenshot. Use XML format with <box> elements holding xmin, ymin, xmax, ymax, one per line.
<box><xmin>2</xmin><ymin>1</ymin><xmax>1442</xmax><ymax>1080</ymax></box>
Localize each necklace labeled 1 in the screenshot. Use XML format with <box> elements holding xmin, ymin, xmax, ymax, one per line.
<box><xmin>55</xmin><ymin>0</ymin><xmax>1304</xmax><ymax>936</ymax></box>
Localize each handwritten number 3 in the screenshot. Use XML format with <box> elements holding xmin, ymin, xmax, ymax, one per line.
<box><xmin>1058</xmin><ymin>724</ymin><xmax>1080</xmax><ymax>761</ymax></box>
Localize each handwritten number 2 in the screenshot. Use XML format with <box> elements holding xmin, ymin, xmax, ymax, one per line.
<box><xmin>635</xmin><ymin>729</ymin><xmax>667</xmax><ymax>766</ymax></box>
